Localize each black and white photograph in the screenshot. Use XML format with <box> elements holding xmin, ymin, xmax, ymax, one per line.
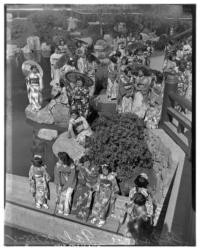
<box><xmin>3</xmin><ymin>2</ymin><xmax>195</xmax><ymax>246</ymax></box>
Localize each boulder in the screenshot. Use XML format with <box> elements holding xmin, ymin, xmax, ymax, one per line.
<box><xmin>52</xmin><ymin>131</ymin><xmax>86</xmax><ymax>161</ymax></box>
<box><xmin>37</xmin><ymin>128</ymin><xmax>58</xmax><ymax>141</ymax></box>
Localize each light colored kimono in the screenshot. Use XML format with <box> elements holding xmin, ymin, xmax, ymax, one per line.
<box><xmin>26</xmin><ymin>72</ymin><xmax>43</xmax><ymax>112</ymax></box>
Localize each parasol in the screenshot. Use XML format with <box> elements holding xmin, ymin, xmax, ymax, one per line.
<box><xmin>22</xmin><ymin>60</ymin><xmax>43</xmax><ymax>77</ymax></box>
<box><xmin>65</xmin><ymin>71</ymin><xmax>94</xmax><ymax>87</ymax></box>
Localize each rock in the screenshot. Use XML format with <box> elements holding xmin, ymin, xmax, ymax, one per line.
<box><xmin>52</xmin><ymin>131</ymin><xmax>86</xmax><ymax>161</ymax></box>
<box><xmin>37</xmin><ymin>129</ymin><xmax>58</xmax><ymax>141</ymax></box>
<box><xmin>51</xmin><ymin>104</ymin><xmax>70</xmax><ymax>128</ymax></box>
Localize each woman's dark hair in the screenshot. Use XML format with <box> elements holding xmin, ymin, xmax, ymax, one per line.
<box><xmin>32</xmin><ymin>157</ymin><xmax>43</xmax><ymax>167</ymax></box>
<box><xmin>79</xmin><ymin>155</ymin><xmax>90</xmax><ymax>164</ymax></box>
<box><xmin>124</xmin><ymin>66</ymin><xmax>132</xmax><ymax>75</ymax></box>
<box><xmin>133</xmin><ymin>192</ymin><xmax>147</xmax><ymax>206</ymax></box>
<box><xmin>58</xmin><ymin>152</ymin><xmax>73</xmax><ymax>165</ymax></box>
<box><xmin>115</xmin><ymin>50</ymin><xmax>121</xmax><ymax>58</ymax></box>
<box><xmin>59</xmin><ymin>79</ymin><xmax>65</xmax><ymax>88</ymax></box>
<box><xmin>121</xmin><ymin>56</ymin><xmax>129</xmax><ymax>65</ymax></box>
<box><xmin>110</xmin><ymin>55</ymin><xmax>118</xmax><ymax>64</ymax></box>
<box><xmin>134</xmin><ymin>175</ymin><xmax>149</xmax><ymax>188</ymax></box>
<box><xmin>87</xmin><ymin>54</ymin><xmax>96</xmax><ymax>63</ymax></box>
<box><xmin>99</xmin><ymin>164</ymin><xmax>112</xmax><ymax>174</ymax></box>
<box><xmin>30</xmin><ymin>65</ymin><xmax>37</xmax><ymax>70</ymax></box>
<box><xmin>76</xmin><ymin>76</ymin><xmax>85</xmax><ymax>84</ymax></box>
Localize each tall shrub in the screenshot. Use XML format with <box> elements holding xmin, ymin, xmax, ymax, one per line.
<box><xmin>88</xmin><ymin>113</ymin><xmax>153</xmax><ymax>182</ymax></box>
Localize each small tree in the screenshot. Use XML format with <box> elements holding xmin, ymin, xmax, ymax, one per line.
<box><xmin>88</xmin><ymin>113</ymin><xmax>153</xmax><ymax>183</ymax></box>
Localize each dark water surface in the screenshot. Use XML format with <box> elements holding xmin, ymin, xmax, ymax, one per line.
<box><xmin>6</xmin><ymin>53</ymin><xmax>59</xmax><ymax>178</ymax></box>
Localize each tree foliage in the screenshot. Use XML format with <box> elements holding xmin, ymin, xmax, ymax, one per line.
<box><xmin>87</xmin><ymin>113</ymin><xmax>153</xmax><ymax>182</ymax></box>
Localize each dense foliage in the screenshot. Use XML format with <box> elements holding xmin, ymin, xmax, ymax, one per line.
<box><xmin>88</xmin><ymin>113</ymin><xmax>153</xmax><ymax>182</ymax></box>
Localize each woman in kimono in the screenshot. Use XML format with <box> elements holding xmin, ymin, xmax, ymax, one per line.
<box><xmin>70</xmin><ymin>76</ymin><xmax>90</xmax><ymax>118</ymax></box>
<box><xmin>117</xmin><ymin>67</ymin><xmax>135</xmax><ymax>113</ymax></box>
<box><xmin>128</xmin><ymin>173</ymin><xmax>154</xmax><ymax>225</ymax></box>
<box><xmin>67</xmin><ymin>111</ymin><xmax>92</xmax><ymax>147</ymax></box>
<box><xmin>29</xmin><ymin>155</ymin><xmax>50</xmax><ymax>209</ymax></box>
<box><xmin>131</xmin><ymin>70</ymin><xmax>151</xmax><ymax>118</ymax></box>
<box><xmin>90</xmin><ymin>164</ymin><xmax>119</xmax><ymax>227</ymax></box>
<box><xmin>86</xmin><ymin>54</ymin><xmax>98</xmax><ymax>97</ymax></box>
<box><xmin>54</xmin><ymin>152</ymin><xmax>77</xmax><ymax>216</ymax></box>
<box><xmin>26</xmin><ymin>65</ymin><xmax>43</xmax><ymax>112</ymax></box>
<box><xmin>50</xmin><ymin>47</ymin><xmax>62</xmax><ymax>80</ymax></box>
<box><xmin>106</xmin><ymin>55</ymin><xmax>119</xmax><ymax>100</ymax></box>
<box><xmin>120</xmin><ymin>192</ymin><xmax>153</xmax><ymax>239</ymax></box>
<box><xmin>71</xmin><ymin>156</ymin><xmax>99</xmax><ymax>222</ymax></box>
<box><xmin>76</xmin><ymin>49</ymin><xmax>88</xmax><ymax>74</ymax></box>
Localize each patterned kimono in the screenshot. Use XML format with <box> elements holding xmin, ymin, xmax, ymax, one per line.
<box><xmin>86</xmin><ymin>61</ymin><xmax>97</xmax><ymax>97</ymax></box>
<box><xmin>71</xmin><ymin>165</ymin><xmax>99</xmax><ymax>221</ymax></box>
<box><xmin>29</xmin><ymin>165</ymin><xmax>50</xmax><ymax>206</ymax></box>
<box><xmin>90</xmin><ymin>173</ymin><xmax>119</xmax><ymax>222</ymax></box>
<box><xmin>106</xmin><ymin>62</ymin><xmax>118</xmax><ymax>100</ymax></box>
<box><xmin>68</xmin><ymin>116</ymin><xmax>92</xmax><ymax>146</ymax></box>
<box><xmin>50</xmin><ymin>52</ymin><xmax>62</xmax><ymax>80</ymax></box>
<box><xmin>117</xmin><ymin>73</ymin><xmax>134</xmax><ymax>113</ymax></box>
<box><xmin>26</xmin><ymin>72</ymin><xmax>43</xmax><ymax>112</ymax></box>
<box><xmin>54</xmin><ymin>162</ymin><xmax>77</xmax><ymax>214</ymax></box>
<box><xmin>71</xmin><ymin>86</ymin><xmax>90</xmax><ymax>117</ymax></box>
<box><xmin>129</xmin><ymin>187</ymin><xmax>154</xmax><ymax>221</ymax></box>
<box><xmin>77</xmin><ymin>57</ymin><xmax>87</xmax><ymax>74</ymax></box>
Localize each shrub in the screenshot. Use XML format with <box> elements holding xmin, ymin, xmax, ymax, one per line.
<box><xmin>87</xmin><ymin>113</ymin><xmax>153</xmax><ymax>182</ymax></box>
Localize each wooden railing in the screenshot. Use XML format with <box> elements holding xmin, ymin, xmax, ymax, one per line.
<box><xmin>159</xmin><ymin>74</ymin><xmax>192</xmax><ymax>158</ymax></box>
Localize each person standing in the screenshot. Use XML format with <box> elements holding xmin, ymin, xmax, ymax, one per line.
<box><xmin>26</xmin><ymin>65</ymin><xmax>43</xmax><ymax>112</ymax></box>
<box><xmin>54</xmin><ymin>152</ymin><xmax>77</xmax><ymax>216</ymax></box>
<box><xmin>50</xmin><ymin>47</ymin><xmax>62</xmax><ymax>80</ymax></box>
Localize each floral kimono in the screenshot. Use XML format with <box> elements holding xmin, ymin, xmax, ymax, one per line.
<box><xmin>71</xmin><ymin>165</ymin><xmax>99</xmax><ymax>221</ymax></box>
<box><xmin>106</xmin><ymin>61</ymin><xmax>119</xmax><ymax>100</ymax></box>
<box><xmin>129</xmin><ymin>187</ymin><xmax>154</xmax><ymax>222</ymax></box>
<box><xmin>71</xmin><ymin>86</ymin><xmax>90</xmax><ymax>117</ymax></box>
<box><xmin>29</xmin><ymin>165</ymin><xmax>50</xmax><ymax>207</ymax></box>
<box><xmin>68</xmin><ymin>116</ymin><xmax>92</xmax><ymax>146</ymax></box>
<box><xmin>90</xmin><ymin>173</ymin><xmax>119</xmax><ymax>224</ymax></box>
<box><xmin>26</xmin><ymin>72</ymin><xmax>43</xmax><ymax>112</ymax></box>
<box><xmin>86</xmin><ymin>61</ymin><xmax>97</xmax><ymax>97</ymax></box>
<box><xmin>54</xmin><ymin>162</ymin><xmax>77</xmax><ymax>214</ymax></box>
<box><xmin>117</xmin><ymin>73</ymin><xmax>134</xmax><ymax>113</ymax></box>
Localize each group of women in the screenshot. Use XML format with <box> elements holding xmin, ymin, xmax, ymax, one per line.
<box><xmin>29</xmin><ymin>152</ymin><xmax>155</xmax><ymax>238</ymax></box>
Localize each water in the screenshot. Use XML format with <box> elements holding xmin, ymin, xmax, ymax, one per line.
<box><xmin>6</xmin><ymin>53</ymin><xmax>58</xmax><ymax>178</ymax></box>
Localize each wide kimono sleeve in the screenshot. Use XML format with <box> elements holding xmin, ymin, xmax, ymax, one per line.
<box><xmin>65</xmin><ymin>164</ymin><xmax>77</xmax><ymax>190</ymax></box>
<box><xmin>54</xmin><ymin>163</ymin><xmax>61</xmax><ymax>186</ymax></box>
<box><xmin>28</xmin><ymin>165</ymin><xmax>36</xmax><ymax>195</ymax></box>
<box><xmin>42</xmin><ymin>165</ymin><xmax>51</xmax><ymax>182</ymax></box>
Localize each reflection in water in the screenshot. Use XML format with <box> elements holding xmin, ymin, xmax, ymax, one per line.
<box><xmin>7</xmin><ymin>52</ymin><xmax>58</xmax><ymax>178</ymax></box>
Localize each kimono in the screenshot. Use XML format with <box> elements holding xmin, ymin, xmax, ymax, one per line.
<box><xmin>77</xmin><ymin>57</ymin><xmax>87</xmax><ymax>74</ymax></box>
<box><xmin>86</xmin><ymin>61</ymin><xmax>97</xmax><ymax>97</ymax></box>
<box><xmin>59</xmin><ymin>64</ymin><xmax>76</xmax><ymax>79</ymax></box>
<box><xmin>71</xmin><ymin>165</ymin><xmax>99</xmax><ymax>221</ymax></box>
<box><xmin>106</xmin><ymin>61</ymin><xmax>118</xmax><ymax>100</ymax></box>
<box><xmin>120</xmin><ymin>187</ymin><xmax>154</xmax><ymax>237</ymax></box>
<box><xmin>129</xmin><ymin>187</ymin><xmax>154</xmax><ymax>221</ymax></box>
<box><xmin>117</xmin><ymin>73</ymin><xmax>134</xmax><ymax>113</ymax></box>
<box><xmin>68</xmin><ymin>116</ymin><xmax>92</xmax><ymax>146</ymax></box>
<box><xmin>131</xmin><ymin>76</ymin><xmax>151</xmax><ymax>118</ymax></box>
<box><xmin>71</xmin><ymin>86</ymin><xmax>90</xmax><ymax>117</ymax></box>
<box><xmin>54</xmin><ymin>162</ymin><xmax>77</xmax><ymax>214</ymax></box>
<box><xmin>90</xmin><ymin>173</ymin><xmax>119</xmax><ymax>223</ymax></box>
<box><xmin>29</xmin><ymin>165</ymin><xmax>50</xmax><ymax>207</ymax></box>
<box><xmin>50</xmin><ymin>52</ymin><xmax>62</xmax><ymax>80</ymax></box>
<box><xmin>26</xmin><ymin>72</ymin><xmax>43</xmax><ymax>112</ymax></box>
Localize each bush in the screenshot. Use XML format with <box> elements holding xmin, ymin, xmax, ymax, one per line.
<box><xmin>87</xmin><ymin>113</ymin><xmax>153</xmax><ymax>182</ymax></box>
